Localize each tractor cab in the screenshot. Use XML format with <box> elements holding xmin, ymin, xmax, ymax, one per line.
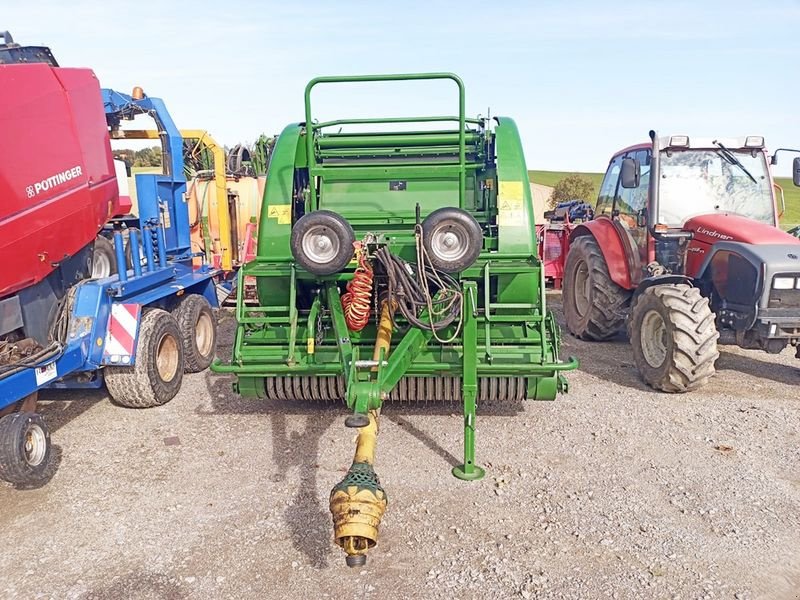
<box><xmin>594</xmin><ymin>135</ymin><xmax>782</xmax><ymax>282</ymax></box>
<box><xmin>563</xmin><ymin>132</ymin><xmax>800</xmax><ymax>394</ymax></box>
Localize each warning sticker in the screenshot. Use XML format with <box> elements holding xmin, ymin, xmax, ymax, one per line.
<box><xmin>267</xmin><ymin>204</ymin><xmax>292</xmax><ymax>225</ymax></box>
<box><xmin>498</xmin><ymin>181</ymin><xmax>525</xmax><ymax>227</ymax></box>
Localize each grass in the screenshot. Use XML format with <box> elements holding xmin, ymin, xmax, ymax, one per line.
<box><xmin>530</xmin><ymin>170</ymin><xmax>800</xmax><ymax>229</ymax></box>
<box><xmin>775</xmin><ymin>178</ymin><xmax>800</xmax><ymax>229</ymax></box>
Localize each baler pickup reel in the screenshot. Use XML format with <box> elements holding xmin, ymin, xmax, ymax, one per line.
<box><xmin>212</xmin><ymin>73</ymin><xmax>577</xmax><ymax>566</ymax></box>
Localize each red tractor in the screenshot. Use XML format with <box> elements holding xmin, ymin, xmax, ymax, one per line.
<box><xmin>562</xmin><ymin>132</ymin><xmax>800</xmax><ymax>392</ymax></box>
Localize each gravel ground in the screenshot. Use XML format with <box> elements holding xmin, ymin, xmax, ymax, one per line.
<box><xmin>1</xmin><ymin>293</ymin><xmax>799</xmax><ymax>599</ymax></box>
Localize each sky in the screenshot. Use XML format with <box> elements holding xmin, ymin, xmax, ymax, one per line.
<box><xmin>6</xmin><ymin>0</ymin><xmax>800</xmax><ymax>175</ymax></box>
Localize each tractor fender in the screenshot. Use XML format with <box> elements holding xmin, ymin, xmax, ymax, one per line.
<box><xmin>569</xmin><ymin>220</ymin><xmax>633</xmax><ymax>289</ymax></box>
<box><xmin>631</xmin><ymin>275</ymin><xmax>694</xmax><ymax>309</ymax></box>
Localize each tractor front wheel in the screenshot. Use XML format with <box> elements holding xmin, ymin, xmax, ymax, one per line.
<box><xmin>629</xmin><ymin>284</ymin><xmax>719</xmax><ymax>393</ymax></box>
<box><xmin>563</xmin><ymin>235</ymin><xmax>630</xmax><ymax>340</ymax></box>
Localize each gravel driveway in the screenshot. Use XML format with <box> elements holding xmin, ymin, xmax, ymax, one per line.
<box><xmin>1</xmin><ymin>293</ymin><xmax>798</xmax><ymax>599</ymax></box>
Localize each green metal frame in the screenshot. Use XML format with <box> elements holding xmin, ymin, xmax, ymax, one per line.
<box><xmin>212</xmin><ymin>73</ymin><xmax>578</xmax><ymax>480</ymax></box>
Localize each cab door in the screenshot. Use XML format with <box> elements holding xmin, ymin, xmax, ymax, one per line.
<box><xmin>614</xmin><ymin>149</ymin><xmax>651</xmax><ymax>281</ymax></box>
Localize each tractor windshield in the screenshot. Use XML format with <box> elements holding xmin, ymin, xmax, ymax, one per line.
<box><xmin>658</xmin><ymin>149</ymin><xmax>774</xmax><ymax>226</ymax></box>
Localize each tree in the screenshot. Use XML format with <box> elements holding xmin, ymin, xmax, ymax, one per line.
<box><xmin>132</xmin><ymin>146</ymin><xmax>162</xmax><ymax>168</ymax></box>
<box><xmin>548</xmin><ymin>174</ymin><xmax>595</xmax><ymax>209</ymax></box>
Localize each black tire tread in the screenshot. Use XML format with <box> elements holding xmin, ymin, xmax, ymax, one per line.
<box><xmin>421</xmin><ymin>207</ymin><xmax>483</xmax><ymax>273</ymax></box>
<box><xmin>0</xmin><ymin>412</ymin><xmax>55</xmax><ymax>485</ymax></box>
<box><xmin>290</xmin><ymin>210</ymin><xmax>355</xmax><ymax>276</ymax></box>
<box><xmin>630</xmin><ymin>284</ymin><xmax>719</xmax><ymax>393</ymax></box>
<box><xmin>172</xmin><ymin>294</ymin><xmax>217</xmax><ymax>373</ymax></box>
<box><xmin>563</xmin><ymin>235</ymin><xmax>631</xmax><ymax>340</ymax></box>
<box><xmin>105</xmin><ymin>309</ymin><xmax>184</xmax><ymax>408</ymax></box>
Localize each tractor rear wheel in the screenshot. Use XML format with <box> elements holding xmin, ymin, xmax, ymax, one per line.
<box><xmin>628</xmin><ymin>284</ymin><xmax>719</xmax><ymax>393</ymax></box>
<box><xmin>563</xmin><ymin>235</ymin><xmax>631</xmax><ymax>340</ymax></box>
<box><xmin>105</xmin><ymin>309</ymin><xmax>185</xmax><ymax>408</ymax></box>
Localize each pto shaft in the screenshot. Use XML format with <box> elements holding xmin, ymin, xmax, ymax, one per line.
<box><xmin>330</xmin><ymin>411</ymin><xmax>387</xmax><ymax>567</ymax></box>
<box><xmin>330</xmin><ymin>301</ymin><xmax>395</xmax><ymax>566</ymax></box>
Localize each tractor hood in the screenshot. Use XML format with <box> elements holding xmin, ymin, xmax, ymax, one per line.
<box><xmin>684</xmin><ymin>214</ymin><xmax>800</xmax><ymax>246</ymax></box>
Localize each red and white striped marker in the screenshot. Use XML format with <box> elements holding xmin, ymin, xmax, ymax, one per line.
<box><xmin>103</xmin><ymin>303</ymin><xmax>141</xmax><ymax>364</ymax></box>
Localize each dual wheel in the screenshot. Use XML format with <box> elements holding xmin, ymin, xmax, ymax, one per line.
<box><xmin>563</xmin><ymin>236</ymin><xmax>719</xmax><ymax>392</ymax></box>
<box><xmin>105</xmin><ymin>294</ymin><xmax>217</xmax><ymax>408</ymax></box>
<box><xmin>290</xmin><ymin>208</ymin><xmax>483</xmax><ymax>275</ymax></box>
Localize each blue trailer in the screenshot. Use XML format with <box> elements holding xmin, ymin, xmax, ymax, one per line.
<box><xmin>0</xmin><ymin>88</ymin><xmax>219</xmax><ymax>486</ymax></box>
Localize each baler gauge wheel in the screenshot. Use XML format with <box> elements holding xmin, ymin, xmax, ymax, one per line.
<box><xmin>303</xmin><ymin>225</ymin><xmax>341</xmax><ymax>264</ymax></box>
<box><xmin>422</xmin><ymin>208</ymin><xmax>483</xmax><ymax>273</ymax></box>
<box><xmin>0</xmin><ymin>412</ymin><xmax>55</xmax><ymax>486</ymax></box>
<box><xmin>291</xmin><ymin>210</ymin><xmax>355</xmax><ymax>276</ymax></box>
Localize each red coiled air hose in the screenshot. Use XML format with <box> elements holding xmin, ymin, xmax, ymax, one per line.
<box><xmin>342</xmin><ymin>249</ymin><xmax>373</xmax><ymax>331</ymax></box>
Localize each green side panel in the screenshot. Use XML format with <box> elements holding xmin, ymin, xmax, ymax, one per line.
<box><xmin>255</xmin><ymin>123</ymin><xmax>304</xmax><ymax>306</ymax></box>
<box><xmin>256</xmin><ymin>123</ymin><xmax>303</xmax><ymax>259</ymax></box>
<box><xmin>493</xmin><ymin>117</ymin><xmax>540</xmax><ymax>307</ymax></box>
<box><xmin>494</xmin><ymin>116</ymin><xmax>537</xmax><ymax>254</ymax></box>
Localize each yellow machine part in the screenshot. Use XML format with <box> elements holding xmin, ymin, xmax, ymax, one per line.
<box><xmin>186</xmin><ymin>174</ymin><xmax>265</xmax><ymax>269</ymax></box>
<box><xmin>330</xmin><ymin>301</ymin><xmax>395</xmax><ymax>565</ymax></box>
<box><xmin>118</xmin><ymin>128</ymin><xmax>264</xmax><ymax>272</ymax></box>
<box><xmin>330</xmin><ymin>410</ymin><xmax>387</xmax><ymax>559</ymax></box>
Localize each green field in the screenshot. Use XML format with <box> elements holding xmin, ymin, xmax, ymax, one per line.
<box><xmin>775</xmin><ymin>177</ymin><xmax>800</xmax><ymax>228</ymax></box>
<box><xmin>530</xmin><ymin>170</ymin><xmax>800</xmax><ymax>229</ymax></box>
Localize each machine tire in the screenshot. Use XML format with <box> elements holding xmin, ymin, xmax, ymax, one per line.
<box><xmin>422</xmin><ymin>207</ymin><xmax>483</xmax><ymax>273</ymax></box>
<box><xmin>628</xmin><ymin>284</ymin><xmax>719</xmax><ymax>393</ymax></box>
<box><xmin>563</xmin><ymin>235</ymin><xmax>631</xmax><ymax>340</ymax></box>
<box><xmin>91</xmin><ymin>235</ymin><xmax>117</xmax><ymax>279</ymax></box>
<box><xmin>172</xmin><ymin>294</ymin><xmax>217</xmax><ymax>373</ymax></box>
<box><xmin>105</xmin><ymin>309</ymin><xmax>185</xmax><ymax>408</ymax></box>
<box><xmin>291</xmin><ymin>210</ymin><xmax>355</xmax><ymax>275</ymax></box>
<box><xmin>0</xmin><ymin>412</ymin><xmax>55</xmax><ymax>486</ymax></box>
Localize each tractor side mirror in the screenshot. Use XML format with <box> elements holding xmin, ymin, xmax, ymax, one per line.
<box><xmin>620</xmin><ymin>158</ymin><xmax>640</xmax><ymax>189</ymax></box>
<box><xmin>793</xmin><ymin>157</ymin><xmax>800</xmax><ymax>187</ymax></box>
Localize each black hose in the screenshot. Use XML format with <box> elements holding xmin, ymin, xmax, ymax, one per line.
<box><xmin>373</xmin><ymin>247</ymin><xmax>460</xmax><ymax>332</ymax></box>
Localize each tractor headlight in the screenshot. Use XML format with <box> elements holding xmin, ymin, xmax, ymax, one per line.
<box><xmin>773</xmin><ymin>276</ymin><xmax>796</xmax><ymax>290</ymax></box>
